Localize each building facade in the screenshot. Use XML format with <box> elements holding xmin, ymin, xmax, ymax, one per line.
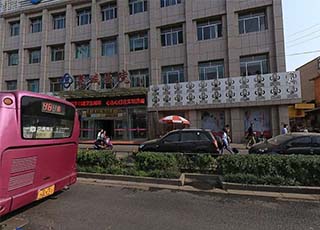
<box><xmin>0</xmin><ymin>0</ymin><xmax>301</xmax><ymax>142</ymax></box>
<box><xmin>296</xmin><ymin>56</ymin><xmax>320</xmax><ymax>103</ymax></box>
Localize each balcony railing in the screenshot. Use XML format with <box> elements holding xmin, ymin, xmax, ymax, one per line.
<box><xmin>148</xmin><ymin>71</ymin><xmax>301</xmax><ymax>108</ymax></box>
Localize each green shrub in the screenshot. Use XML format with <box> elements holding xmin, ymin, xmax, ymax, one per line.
<box><xmin>218</xmin><ymin>155</ymin><xmax>320</xmax><ymax>186</ymax></box>
<box><xmin>175</xmin><ymin>153</ymin><xmax>217</xmax><ymax>172</ymax></box>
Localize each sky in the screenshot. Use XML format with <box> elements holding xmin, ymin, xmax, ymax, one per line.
<box><xmin>283</xmin><ymin>0</ymin><xmax>320</xmax><ymax>70</ymax></box>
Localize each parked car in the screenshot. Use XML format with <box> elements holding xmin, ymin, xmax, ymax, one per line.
<box><xmin>139</xmin><ymin>129</ymin><xmax>220</xmax><ymax>154</ymax></box>
<box><xmin>249</xmin><ymin>132</ymin><xmax>320</xmax><ymax>155</ymax></box>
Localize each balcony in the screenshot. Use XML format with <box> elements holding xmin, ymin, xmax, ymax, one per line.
<box><xmin>148</xmin><ymin>71</ymin><xmax>302</xmax><ymax>110</ymax></box>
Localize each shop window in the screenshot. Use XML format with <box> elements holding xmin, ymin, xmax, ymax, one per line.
<box><xmin>161</xmin><ymin>25</ymin><xmax>183</xmax><ymax>47</ymax></box>
<box><xmin>130</xmin><ymin>69</ymin><xmax>149</xmax><ymax>88</ymax></box>
<box><xmin>75</xmin><ymin>74</ymin><xmax>90</xmax><ymax>90</ymax></box>
<box><xmin>199</xmin><ymin>60</ymin><xmax>224</xmax><ymax>80</ymax></box>
<box><xmin>240</xmin><ymin>54</ymin><xmax>269</xmax><ymax>76</ymax></box>
<box><xmin>6</xmin><ymin>80</ymin><xmax>17</xmax><ymax>90</ymax></box>
<box><xmin>201</xmin><ymin>111</ymin><xmax>225</xmax><ymax>132</ymax></box>
<box><xmin>162</xmin><ymin>65</ymin><xmax>184</xmax><ymax>84</ymax></box>
<box><xmin>129</xmin><ymin>108</ymin><xmax>147</xmax><ymax>139</ymax></box>
<box><xmin>239</xmin><ymin>10</ymin><xmax>267</xmax><ymax>34</ymax></box>
<box><xmin>197</xmin><ymin>19</ymin><xmax>222</xmax><ymax>41</ymax></box>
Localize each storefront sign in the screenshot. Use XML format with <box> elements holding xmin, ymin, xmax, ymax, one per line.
<box><xmin>68</xmin><ymin>96</ymin><xmax>146</xmax><ymax>108</ymax></box>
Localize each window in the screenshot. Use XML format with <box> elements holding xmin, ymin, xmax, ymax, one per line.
<box><xmin>8</xmin><ymin>51</ymin><xmax>19</xmax><ymax>66</ymax></box>
<box><xmin>101</xmin><ymin>2</ymin><xmax>117</xmax><ymax>21</ymax></box>
<box><xmin>29</xmin><ymin>49</ymin><xmax>41</xmax><ymax>64</ymax></box>
<box><xmin>239</xmin><ymin>10</ymin><xmax>267</xmax><ymax>34</ymax></box>
<box><xmin>51</xmin><ymin>45</ymin><xmax>65</xmax><ymax>61</ymax></box>
<box><xmin>77</xmin><ymin>8</ymin><xmax>91</xmax><ymax>26</ymax></box>
<box><xmin>161</xmin><ymin>26</ymin><xmax>183</xmax><ymax>46</ymax></box>
<box><xmin>160</xmin><ymin>0</ymin><xmax>181</xmax><ymax>7</ymax></box>
<box><xmin>288</xmin><ymin>137</ymin><xmax>311</xmax><ymax>147</ymax></box>
<box><xmin>199</xmin><ymin>60</ymin><xmax>224</xmax><ymax>80</ymax></box>
<box><xmin>50</xmin><ymin>78</ymin><xmax>63</xmax><ymax>92</ymax></box>
<box><xmin>129</xmin><ymin>31</ymin><xmax>148</xmax><ymax>51</ymax></box>
<box><xmin>30</xmin><ymin>17</ymin><xmax>42</xmax><ymax>33</ymax></box>
<box><xmin>197</xmin><ymin>19</ymin><xmax>222</xmax><ymax>41</ymax></box>
<box><xmin>75</xmin><ymin>42</ymin><xmax>90</xmax><ymax>59</ymax></box>
<box><xmin>10</xmin><ymin>21</ymin><xmax>20</xmax><ymax>36</ymax></box>
<box><xmin>100</xmin><ymin>72</ymin><xmax>118</xmax><ymax>89</ymax></box>
<box><xmin>6</xmin><ymin>80</ymin><xmax>17</xmax><ymax>90</ymax></box>
<box><xmin>27</xmin><ymin>79</ymin><xmax>40</xmax><ymax>92</ymax></box>
<box><xmin>21</xmin><ymin>96</ymin><xmax>75</xmax><ymax>139</ymax></box>
<box><xmin>53</xmin><ymin>13</ymin><xmax>66</xmax><ymax>29</ymax></box>
<box><xmin>101</xmin><ymin>38</ymin><xmax>117</xmax><ymax>56</ymax></box>
<box><xmin>129</xmin><ymin>0</ymin><xmax>147</xmax><ymax>15</ymax></box>
<box><xmin>162</xmin><ymin>65</ymin><xmax>184</xmax><ymax>84</ymax></box>
<box><xmin>181</xmin><ymin>132</ymin><xmax>198</xmax><ymax>141</ymax></box>
<box><xmin>130</xmin><ymin>69</ymin><xmax>149</xmax><ymax>88</ymax></box>
<box><xmin>240</xmin><ymin>54</ymin><xmax>269</xmax><ymax>76</ymax></box>
<box><xmin>163</xmin><ymin>132</ymin><xmax>180</xmax><ymax>142</ymax></box>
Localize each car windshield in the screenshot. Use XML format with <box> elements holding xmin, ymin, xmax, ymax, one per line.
<box><xmin>268</xmin><ymin>135</ymin><xmax>294</xmax><ymax>145</ymax></box>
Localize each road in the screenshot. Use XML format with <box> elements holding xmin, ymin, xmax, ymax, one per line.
<box><xmin>4</xmin><ymin>181</ymin><xmax>319</xmax><ymax>230</ymax></box>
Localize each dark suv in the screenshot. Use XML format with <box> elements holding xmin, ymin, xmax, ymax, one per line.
<box><xmin>138</xmin><ymin>129</ymin><xmax>219</xmax><ymax>154</ymax></box>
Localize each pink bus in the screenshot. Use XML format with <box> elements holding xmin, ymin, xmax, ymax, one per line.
<box><xmin>0</xmin><ymin>91</ymin><xmax>79</xmax><ymax>216</ymax></box>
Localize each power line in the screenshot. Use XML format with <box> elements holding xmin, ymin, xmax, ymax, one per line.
<box><xmin>286</xmin><ymin>50</ymin><xmax>320</xmax><ymax>56</ymax></box>
<box><xmin>287</xmin><ymin>23</ymin><xmax>320</xmax><ymax>38</ymax></box>
<box><xmin>287</xmin><ymin>28</ymin><xmax>320</xmax><ymax>44</ymax></box>
<box><xmin>287</xmin><ymin>34</ymin><xmax>320</xmax><ymax>48</ymax></box>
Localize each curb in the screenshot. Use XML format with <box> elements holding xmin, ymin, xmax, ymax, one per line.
<box><xmin>221</xmin><ymin>182</ymin><xmax>320</xmax><ymax>194</ymax></box>
<box><xmin>78</xmin><ymin>172</ymin><xmax>320</xmax><ymax>196</ymax></box>
<box><xmin>78</xmin><ymin>172</ymin><xmax>183</xmax><ymax>186</ymax></box>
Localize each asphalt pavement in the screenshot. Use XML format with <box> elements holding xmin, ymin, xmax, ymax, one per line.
<box><xmin>8</xmin><ymin>181</ymin><xmax>320</xmax><ymax>230</ymax></box>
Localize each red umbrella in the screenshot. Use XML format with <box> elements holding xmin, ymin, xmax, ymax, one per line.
<box><xmin>159</xmin><ymin>115</ymin><xmax>190</xmax><ymax>125</ymax></box>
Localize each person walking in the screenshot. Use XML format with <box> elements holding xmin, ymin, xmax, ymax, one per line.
<box><xmin>246</xmin><ymin>123</ymin><xmax>256</xmax><ymax>149</ymax></box>
<box><xmin>222</xmin><ymin>128</ymin><xmax>234</xmax><ymax>154</ymax></box>
<box><xmin>281</xmin><ymin>124</ymin><xmax>288</xmax><ymax>134</ymax></box>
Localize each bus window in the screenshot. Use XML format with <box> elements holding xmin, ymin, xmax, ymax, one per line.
<box><xmin>21</xmin><ymin>96</ymin><xmax>75</xmax><ymax>139</ymax></box>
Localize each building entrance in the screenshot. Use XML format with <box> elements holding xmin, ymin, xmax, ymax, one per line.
<box><xmin>95</xmin><ymin>120</ymin><xmax>114</xmax><ymax>138</ymax></box>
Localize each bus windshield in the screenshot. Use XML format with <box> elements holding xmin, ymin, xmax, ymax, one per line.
<box><xmin>21</xmin><ymin>96</ymin><xmax>75</xmax><ymax>139</ymax></box>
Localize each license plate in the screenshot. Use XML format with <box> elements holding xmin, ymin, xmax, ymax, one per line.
<box><xmin>37</xmin><ymin>185</ymin><xmax>55</xmax><ymax>200</ymax></box>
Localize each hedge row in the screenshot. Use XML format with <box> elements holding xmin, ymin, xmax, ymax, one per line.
<box><xmin>77</xmin><ymin>150</ymin><xmax>320</xmax><ymax>186</ymax></box>
<box><xmin>77</xmin><ymin>150</ymin><xmax>217</xmax><ymax>178</ymax></box>
<box><xmin>217</xmin><ymin>155</ymin><xmax>320</xmax><ymax>186</ymax></box>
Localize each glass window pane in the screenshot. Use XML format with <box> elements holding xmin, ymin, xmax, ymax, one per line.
<box><xmin>239</xmin><ymin>20</ymin><xmax>245</xmax><ymax>34</ymax></box>
<box><xmin>197</xmin><ymin>27</ymin><xmax>203</xmax><ymax>40</ymax></box>
<box><xmin>203</xmin><ymin>27</ymin><xmax>210</xmax><ymax>40</ymax></box>
<box><xmin>245</xmin><ymin>17</ymin><xmax>259</xmax><ymax>33</ymax></box>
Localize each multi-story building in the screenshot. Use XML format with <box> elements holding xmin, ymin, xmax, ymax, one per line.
<box><xmin>0</xmin><ymin>0</ymin><xmax>301</xmax><ymax>142</ymax></box>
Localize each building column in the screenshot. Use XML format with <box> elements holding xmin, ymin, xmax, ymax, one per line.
<box><xmin>273</xmin><ymin>0</ymin><xmax>286</xmax><ymax>72</ymax></box>
<box><xmin>149</xmin><ymin>0</ymin><xmax>160</xmax><ymax>85</ymax></box>
<box><xmin>41</xmin><ymin>9</ymin><xmax>49</xmax><ymax>93</ymax></box>
<box><xmin>0</xmin><ymin>18</ymin><xmax>5</xmax><ymax>90</ymax></box>
<box><xmin>230</xmin><ymin>108</ymin><xmax>244</xmax><ymax>143</ymax></box>
<box><xmin>188</xmin><ymin>110</ymin><xmax>197</xmax><ymax>129</ymax></box>
<box><xmin>117</xmin><ymin>0</ymin><xmax>127</xmax><ymax>72</ymax></box>
<box><xmin>271</xmin><ymin>106</ymin><xmax>279</xmax><ymax>137</ymax></box>
<box><xmin>278</xmin><ymin>105</ymin><xmax>289</xmax><ymax>133</ymax></box>
<box><xmin>64</xmin><ymin>4</ymin><xmax>73</xmax><ymax>90</ymax></box>
<box><xmin>91</xmin><ymin>0</ymin><xmax>98</xmax><ymax>73</ymax></box>
<box><xmin>185</xmin><ymin>0</ymin><xmax>197</xmax><ymax>81</ymax></box>
<box><xmin>19</xmin><ymin>13</ymin><xmax>27</xmax><ymax>90</ymax></box>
